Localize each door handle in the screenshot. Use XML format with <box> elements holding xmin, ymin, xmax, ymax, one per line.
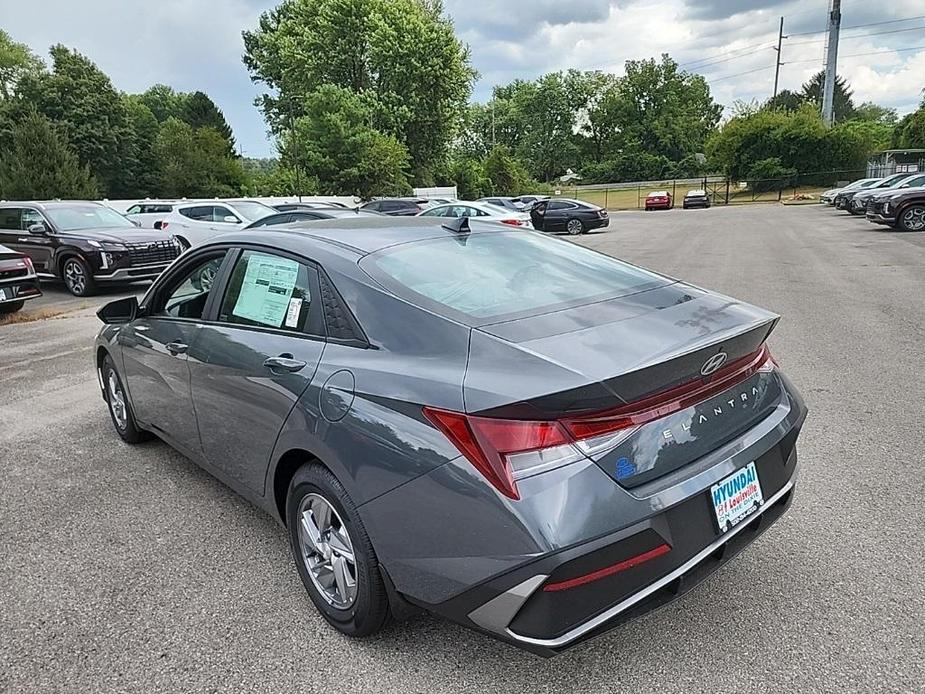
<box><xmin>165</xmin><ymin>341</ymin><xmax>188</xmax><ymax>356</ymax></box>
<box><xmin>264</xmin><ymin>355</ymin><xmax>307</xmax><ymax>373</ymax></box>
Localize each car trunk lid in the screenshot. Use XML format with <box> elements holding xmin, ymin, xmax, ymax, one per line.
<box><xmin>463</xmin><ymin>283</ymin><xmax>780</xmax><ymax>486</ymax></box>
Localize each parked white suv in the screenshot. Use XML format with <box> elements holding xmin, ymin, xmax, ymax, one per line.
<box><xmin>125</xmin><ymin>199</ymin><xmax>276</xmax><ymax>249</ymax></box>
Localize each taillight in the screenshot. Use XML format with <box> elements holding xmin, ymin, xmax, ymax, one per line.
<box><xmin>424</xmin><ymin>344</ymin><xmax>774</xmax><ymax>500</ymax></box>
<box><xmin>500</xmin><ymin>219</ymin><xmax>523</xmax><ymax>226</ymax></box>
<box><xmin>22</xmin><ymin>256</ymin><xmax>35</xmax><ymax>274</ymax></box>
<box><xmin>422</xmin><ymin>408</ymin><xmax>582</xmax><ymax>500</ymax></box>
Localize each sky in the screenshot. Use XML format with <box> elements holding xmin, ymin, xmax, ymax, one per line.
<box><xmin>2</xmin><ymin>0</ymin><xmax>924</xmax><ymax>157</ymax></box>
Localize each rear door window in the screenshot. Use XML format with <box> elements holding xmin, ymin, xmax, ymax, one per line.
<box><xmin>180</xmin><ymin>206</ymin><xmax>214</xmax><ymax>221</ymax></box>
<box><xmin>361</xmin><ymin>231</ymin><xmax>670</xmax><ymax>324</ymax></box>
<box><xmin>0</xmin><ymin>208</ymin><xmax>22</xmax><ymax>230</ymax></box>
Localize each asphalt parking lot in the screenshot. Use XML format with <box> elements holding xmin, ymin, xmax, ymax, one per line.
<box><xmin>1</xmin><ymin>204</ymin><xmax>923</xmax><ymax>693</ymax></box>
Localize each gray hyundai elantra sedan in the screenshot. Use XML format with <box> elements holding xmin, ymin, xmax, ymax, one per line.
<box><xmin>95</xmin><ymin>217</ymin><xmax>807</xmax><ymax>656</ymax></box>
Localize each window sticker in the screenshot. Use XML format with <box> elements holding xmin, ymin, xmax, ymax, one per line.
<box><xmin>232</xmin><ymin>254</ymin><xmax>299</xmax><ymax>328</ymax></box>
<box><xmin>285</xmin><ymin>297</ymin><xmax>303</xmax><ymax>328</ymax></box>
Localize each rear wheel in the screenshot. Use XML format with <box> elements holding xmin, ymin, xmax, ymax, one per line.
<box><xmin>61</xmin><ymin>256</ymin><xmax>96</xmax><ymax>296</ymax></box>
<box><xmin>0</xmin><ymin>300</ymin><xmax>25</xmax><ymax>314</ymax></box>
<box><xmin>286</xmin><ymin>464</ymin><xmax>390</xmax><ymax>637</ymax></box>
<box><xmin>566</xmin><ymin>218</ymin><xmax>584</xmax><ymax>236</ymax></box>
<box><xmin>898</xmin><ymin>205</ymin><xmax>925</xmax><ymax>232</ymax></box>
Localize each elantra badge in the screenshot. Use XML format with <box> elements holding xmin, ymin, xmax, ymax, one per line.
<box><xmin>701</xmin><ymin>351</ymin><xmax>728</xmax><ymax>376</ymax></box>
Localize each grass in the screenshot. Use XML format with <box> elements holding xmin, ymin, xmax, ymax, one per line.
<box><xmin>0</xmin><ymin>304</ymin><xmax>87</xmax><ymax>326</ymax></box>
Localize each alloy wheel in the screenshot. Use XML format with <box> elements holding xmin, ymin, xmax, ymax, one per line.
<box><xmin>64</xmin><ymin>259</ymin><xmax>86</xmax><ymax>295</ymax></box>
<box><xmin>107</xmin><ymin>369</ymin><xmax>127</xmax><ymax>430</ymax></box>
<box><xmin>901</xmin><ymin>207</ymin><xmax>925</xmax><ymax>231</ymax></box>
<box><xmin>297</xmin><ymin>493</ymin><xmax>358</xmax><ymax>609</ymax></box>
<box><xmin>199</xmin><ymin>264</ymin><xmax>217</xmax><ymax>290</ymax></box>
<box><xmin>567</xmin><ymin>219</ymin><xmax>583</xmax><ymax>235</ymax></box>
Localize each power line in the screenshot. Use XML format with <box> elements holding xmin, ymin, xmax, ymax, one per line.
<box><xmin>704</xmin><ymin>65</ymin><xmax>775</xmax><ymax>83</ymax></box>
<box><xmin>679</xmin><ymin>42</ymin><xmax>775</xmax><ymax>69</ymax></box>
<box><xmin>783</xmin><ymin>43</ymin><xmax>925</xmax><ymax>65</ymax></box>
<box><xmin>786</xmin><ymin>24</ymin><xmax>925</xmax><ymax>46</ymax></box>
<box><xmin>682</xmin><ymin>44</ymin><xmax>776</xmax><ymax>70</ymax></box>
<box><xmin>786</xmin><ymin>14</ymin><xmax>925</xmax><ymax>38</ymax></box>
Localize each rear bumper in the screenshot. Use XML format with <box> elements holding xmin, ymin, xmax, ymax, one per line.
<box><xmin>438</xmin><ymin>443</ymin><xmax>798</xmax><ymax>656</ymax></box>
<box><xmin>588</xmin><ymin>217</ymin><xmax>610</xmax><ymax>229</ymax></box>
<box><xmin>0</xmin><ymin>276</ymin><xmax>42</xmax><ymax>304</ymax></box>
<box><xmin>645</xmin><ymin>202</ymin><xmax>671</xmax><ymax>209</ymax></box>
<box><xmin>683</xmin><ymin>199</ymin><xmax>710</xmax><ymax>208</ymax></box>
<box><xmin>362</xmin><ymin>372</ymin><xmax>807</xmax><ymax>654</ymax></box>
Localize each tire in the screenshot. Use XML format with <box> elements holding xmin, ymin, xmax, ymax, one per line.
<box><xmin>101</xmin><ymin>355</ymin><xmax>150</xmax><ymax>444</ymax></box>
<box><xmin>897</xmin><ymin>204</ymin><xmax>925</xmax><ymax>232</ymax></box>
<box><xmin>175</xmin><ymin>236</ymin><xmax>191</xmax><ymax>251</ymax></box>
<box><xmin>566</xmin><ymin>218</ymin><xmax>584</xmax><ymax>236</ymax></box>
<box><xmin>0</xmin><ymin>300</ymin><xmax>25</xmax><ymax>314</ymax></box>
<box><xmin>287</xmin><ymin>464</ymin><xmax>390</xmax><ymax>637</ymax></box>
<box><xmin>61</xmin><ymin>256</ymin><xmax>96</xmax><ymax>297</ymax></box>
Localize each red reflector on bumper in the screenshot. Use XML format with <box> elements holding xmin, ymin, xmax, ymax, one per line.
<box><xmin>542</xmin><ymin>543</ymin><xmax>672</xmax><ymax>592</ymax></box>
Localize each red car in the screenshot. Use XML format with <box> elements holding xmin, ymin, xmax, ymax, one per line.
<box><xmin>644</xmin><ymin>190</ymin><xmax>672</xmax><ymax>211</ymax></box>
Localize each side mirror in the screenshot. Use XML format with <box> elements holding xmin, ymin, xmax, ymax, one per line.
<box><xmin>27</xmin><ymin>223</ymin><xmax>47</xmax><ymax>235</ymax></box>
<box><xmin>222</xmin><ymin>215</ymin><xmax>239</xmax><ymax>223</ymax></box>
<box><xmin>97</xmin><ymin>296</ymin><xmax>138</xmax><ymax>324</ymax></box>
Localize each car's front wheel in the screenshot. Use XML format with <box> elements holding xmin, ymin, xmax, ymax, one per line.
<box><xmin>102</xmin><ymin>355</ymin><xmax>150</xmax><ymax>443</ymax></box>
<box><xmin>62</xmin><ymin>256</ymin><xmax>96</xmax><ymax>296</ymax></box>
<box><xmin>287</xmin><ymin>464</ymin><xmax>390</xmax><ymax>637</ymax></box>
<box><xmin>898</xmin><ymin>205</ymin><xmax>925</xmax><ymax>232</ymax></box>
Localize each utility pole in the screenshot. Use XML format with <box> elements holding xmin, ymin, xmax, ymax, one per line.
<box><xmin>772</xmin><ymin>16</ymin><xmax>784</xmax><ymax>99</ymax></box>
<box><xmin>821</xmin><ymin>0</ymin><xmax>842</xmax><ymax>126</ymax></box>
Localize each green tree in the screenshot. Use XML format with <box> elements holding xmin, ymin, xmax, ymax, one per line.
<box><xmin>764</xmin><ymin>89</ymin><xmax>803</xmax><ymax>113</ymax></box>
<box><xmin>483</xmin><ymin>145</ymin><xmax>532</xmax><ymax>195</ymax></box>
<box><xmin>706</xmin><ymin>105</ymin><xmax>878</xmax><ymax>180</ymax></box>
<box><xmin>156</xmin><ymin>118</ymin><xmax>246</xmax><ymax>197</ymax></box>
<box><xmin>800</xmin><ymin>71</ymin><xmax>856</xmax><ymax>123</ymax></box>
<box><xmin>618</xmin><ymin>55</ymin><xmax>722</xmax><ymax>161</ymax></box>
<box><xmin>853</xmin><ymin>101</ymin><xmax>898</xmax><ymax>125</ymax></box>
<box><xmin>440</xmin><ymin>155</ymin><xmax>490</xmax><ymax>199</ymax></box>
<box><xmin>137</xmin><ymin>84</ymin><xmax>187</xmax><ymax>123</ymax></box>
<box><xmin>0</xmin><ymin>29</ymin><xmax>44</xmax><ymax>100</ymax></box>
<box><xmin>18</xmin><ymin>45</ymin><xmax>130</xmax><ymax>195</ymax></box>
<box><xmin>243</xmin><ymin>0</ymin><xmax>475</xmax><ymax>182</ymax></box>
<box><xmin>280</xmin><ymin>85</ymin><xmax>410</xmax><ymax>197</ymax></box>
<box><xmin>892</xmin><ymin>101</ymin><xmax>925</xmax><ymax>148</ymax></box>
<box><xmin>121</xmin><ymin>96</ymin><xmax>164</xmax><ymax>197</ymax></box>
<box><xmin>0</xmin><ymin>110</ymin><xmax>99</xmax><ymax>199</ymax></box>
<box><xmin>182</xmin><ymin>91</ymin><xmax>236</xmax><ymax>153</ymax></box>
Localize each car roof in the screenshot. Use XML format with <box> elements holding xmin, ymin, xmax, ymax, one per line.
<box><xmin>217</xmin><ymin>217</ymin><xmax>509</xmax><ymax>256</ymax></box>
<box><xmin>0</xmin><ymin>200</ymin><xmax>109</xmax><ymax>210</ymax></box>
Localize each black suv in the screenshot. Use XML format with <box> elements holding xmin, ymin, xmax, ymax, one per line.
<box><xmin>358</xmin><ymin>198</ymin><xmax>427</xmax><ymax>216</ymax></box>
<box><xmin>0</xmin><ymin>201</ymin><xmax>181</xmax><ymax>296</ymax></box>
<box><xmin>866</xmin><ymin>187</ymin><xmax>925</xmax><ymax>231</ymax></box>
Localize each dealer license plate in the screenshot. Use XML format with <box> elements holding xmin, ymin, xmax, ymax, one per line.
<box><xmin>711</xmin><ymin>462</ymin><xmax>764</xmax><ymax>533</ymax></box>
<box><xmin>0</xmin><ymin>288</ymin><xmax>7</xmax><ymax>301</ymax></box>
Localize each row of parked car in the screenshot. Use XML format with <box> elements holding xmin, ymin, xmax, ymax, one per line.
<box><xmin>822</xmin><ymin>173</ymin><xmax>925</xmax><ymax>231</ymax></box>
<box><xmin>0</xmin><ymin>194</ymin><xmax>612</xmax><ymax>310</ymax></box>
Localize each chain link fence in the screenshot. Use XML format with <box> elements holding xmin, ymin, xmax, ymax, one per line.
<box><xmin>557</xmin><ymin>169</ymin><xmax>874</xmax><ymax>210</ymax></box>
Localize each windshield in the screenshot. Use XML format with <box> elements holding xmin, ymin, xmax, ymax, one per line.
<box><xmin>877</xmin><ymin>175</ymin><xmax>910</xmax><ymax>188</ymax></box>
<box><xmin>857</xmin><ymin>180</ymin><xmax>879</xmax><ymax>188</ymax></box>
<box><xmin>229</xmin><ymin>201</ymin><xmax>276</xmax><ymax>221</ymax></box>
<box><xmin>361</xmin><ymin>231</ymin><xmax>669</xmax><ymax>324</ymax></box>
<box><xmin>45</xmin><ymin>205</ymin><xmax>133</xmax><ymax>231</ymax></box>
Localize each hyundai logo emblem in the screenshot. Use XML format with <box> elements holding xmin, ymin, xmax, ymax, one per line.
<box><xmin>701</xmin><ymin>351</ymin><xmax>728</xmax><ymax>376</ymax></box>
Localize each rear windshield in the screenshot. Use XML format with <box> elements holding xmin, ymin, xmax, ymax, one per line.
<box><xmin>361</xmin><ymin>231</ymin><xmax>669</xmax><ymax>324</ymax></box>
